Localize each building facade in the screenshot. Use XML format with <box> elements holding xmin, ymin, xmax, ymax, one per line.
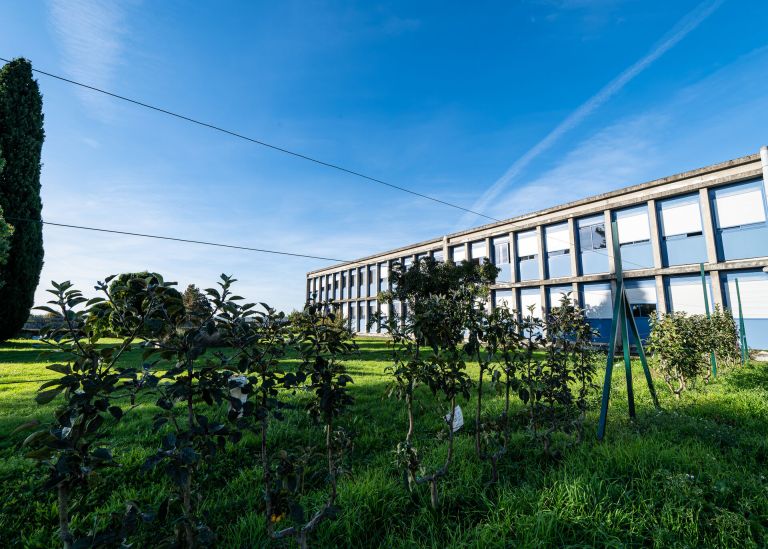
<box><xmin>306</xmin><ymin>147</ymin><xmax>768</xmax><ymax>349</ymax></box>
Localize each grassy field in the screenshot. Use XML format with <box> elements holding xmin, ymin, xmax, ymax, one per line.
<box><xmin>1</xmin><ymin>336</ymin><xmax>767</xmax><ymax>548</ymax></box>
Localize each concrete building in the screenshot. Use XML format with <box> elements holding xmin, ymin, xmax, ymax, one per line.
<box><xmin>306</xmin><ymin>147</ymin><xmax>768</xmax><ymax>349</ymax></box>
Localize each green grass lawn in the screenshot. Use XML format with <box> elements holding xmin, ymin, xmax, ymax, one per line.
<box><xmin>1</xmin><ymin>337</ymin><xmax>767</xmax><ymax>548</ymax></box>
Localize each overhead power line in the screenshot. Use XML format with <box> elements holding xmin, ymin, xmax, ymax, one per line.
<box><xmin>0</xmin><ymin>56</ymin><xmax>500</xmax><ymax>223</ymax></box>
<box><xmin>8</xmin><ymin>218</ymin><xmax>351</xmax><ymax>262</ymax></box>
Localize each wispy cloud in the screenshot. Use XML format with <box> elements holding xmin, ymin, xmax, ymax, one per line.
<box><xmin>47</xmin><ymin>0</ymin><xmax>129</xmax><ymax>117</ymax></box>
<box><xmin>459</xmin><ymin>0</ymin><xmax>723</xmax><ymax>228</ymax></box>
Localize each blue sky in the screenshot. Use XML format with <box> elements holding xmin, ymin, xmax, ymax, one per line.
<box><xmin>2</xmin><ymin>0</ymin><xmax>768</xmax><ymax>312</ymax></box>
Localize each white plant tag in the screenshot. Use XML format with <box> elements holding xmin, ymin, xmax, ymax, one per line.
<box><xmin>445</xmin><ymin>405</ymin><xmax>464</xmax><ymax>432</ymax></box>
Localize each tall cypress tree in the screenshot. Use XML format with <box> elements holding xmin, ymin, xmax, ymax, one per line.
<box><xmin>0</xmin><ymin>58</ymin><xmax>45</xmax><ymax>340</ymax></box>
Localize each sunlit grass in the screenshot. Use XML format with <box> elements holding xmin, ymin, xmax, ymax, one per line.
<box><xmin>1</xmin><ymin>337</ymin><xmax>767</xmax><ymax>547</ymax></box>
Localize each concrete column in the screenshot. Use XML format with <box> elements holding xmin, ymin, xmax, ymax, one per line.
<box><xmin>647</xmin><ymin>199</ymin><xmax>664</xmax><ymax>269</ymax></box>
<box><xmin>442</xmin><ymin>236</ymin><xmax>449</xmax><ymax>261</ymax></box>
<box><xmin>540</xmin><ymin>285</ymin><xmax>548</xmax><ymax>316</ymax></box>
<box><xmin>536</xmin><ymin>225</ymin><xmax>546</xmax><ymax>280</ymax></box>
<box><xmin>484</xmin><ymin>236</ymin><xmax>491</xmax><ymax>263</ymax></box>
<box><xmin>464</xmin><ymin>242</ymin><xmax>470</xmax><ymax>263</ymax></box>
<box><xmin>572</xmin><ymin>281</ymin><xmax>580</xmax><ymax>307</ymax></box>
<box><xmin>654</xmin><ymin>275</ymin><xmax>667</xmax><ymax>314</ymax></box>
<box><xmin>699</xmin><ymin>187</ymin><xmax>719</xmax><ymax>264</ymax></box>
<box><xmin>604</xmin><ymin>210</ymin><xmax>615</xmax><ymax>274</ymax></box>
<box><xmin>509</xmin><ymin>231</ymin><xmax>518</xmax><ymax>283</ymax></box>
<box><xmin>567</xmin><ymin>217</ymin><xmax>579</xmax><ymax>277</ymax></box>
<box><xmin>710</xmin><ymin>269</ymin><xmax>724</xmax><ymax>308</ymax></box>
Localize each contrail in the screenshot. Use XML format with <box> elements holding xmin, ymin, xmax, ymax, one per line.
<box><xmin>461</xmin><ymin>0</ymin><xmax>723</xmax><ymax>227</ymax></box>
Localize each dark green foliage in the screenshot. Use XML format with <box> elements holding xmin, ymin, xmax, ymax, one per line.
<box><xmin>21</xmin><ymin>277</ymin><xmax>160</xmax><ymax>548</ymax></box>
<box><xmin>648</xmin><ymin>307</ymin><xmax>741</xmax><ymax>399</ymax></box>
<box><xmin>182</xmin><ymin>284</ymin><xmax>213</xmax><ymax>327</ymax></box>
<box><xmin>0</xmin><ymin>205</ymin><xmax>13</xmax><ymax>282</ymax></box>
<box><xmin>94</xmin><ymin>272</ymin><xmax>184</xmax><ymax>338</ymax></box>
<box><xmin>0</xmin><ymin>58</ymin><xmax>45</xmax><ymax>340</ymax></box>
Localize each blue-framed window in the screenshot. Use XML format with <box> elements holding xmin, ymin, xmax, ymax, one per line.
<box><xmin>666</xmin><ymin>274</ymin><xmax>713</xmax><ymax>315</ymax></box>
<box><xmin>367</xmin><ymin>300</ymin><xmax>378</xmax><ymax>333</ymax></box>
<box><xmin>432</xmin><ymin>249</ymin><xmax>444</xmax><ymax>262</ymax></box>
<box><xmin>492</xmin><ymin>236</ymin><xmax>511</xmax><ymax>283</ymax></box>
<box><xmin>368</xmin><ymin>265</ymin><xmax>377</xmax><ymax>297</ymax></box>
<box><xmin>451</xmin><ymin>245</ymin><xmax>466</xmax><ymax>263</ymax></box>
<box><xmin>470</xmin><ymin>241</ymin><xmax>486</xmax><ymax>265</ymax></box>
<box><xmin>723</xmin><ymin>270</ymin><xmax>768</xmax><ymax>350</ymax></box>
<box><xmin>625</xmin><ymin>279</ymin><xmax>657</xmax><ymax>341</ymax></box>
<box><xmin>545</xmin><ymin>223</ymin><xmax>572</xmax><ymax>279</ymax></box>
<box><xmin>333</xmin><ymin>273</ymin><xmax>340</xmax><ymax>300</ymax></box>
<box><xmin>340</xmin><ymin>272</ymin><xmax>347</xmax><ymax>300</ymax></box>
<box><xmin>519</xmin><ymin>287</ymin><xmax>542</xmax><ymax>318</ymax></box>
<box><xmin>657</xmin><ymin>194</ymin><xmax>706</xmax><ymax>266</ymax></box>
<box><xmin>379</xmin><ymin>262</ymin><xmax>388</xmax><ymax>294</ymax></box>
<box><xmin>615</xmin><ymin>206</ymin><xmax>654</xmax><ymax>270</ymax></box>
<box><xmin>517</xmin><ymin>231</ymin><xmax>539</xmax><ymax>281</ymax></box>
<box><xmin>581</xmin><ymin>282</ymin><xmax>612</xmax><ymax>343</ymax></box>
<box><xmin>711</xmin><ymin>179</ymin><xmax>768</xmax><ymax>261</ymax></box>
<box><xmin>493</xmin><ymin>288</ymin><xmax>514</xmax><ymax>310</ymax></box>
<box><xmin>577</xmin><ymin>215</ymin><xmax>608</xmax><ymax>275</ymax></box>
<box><xmin>547</xmin><ymin>285</ymin><xmax>573</xmax><ymax>312</ymax></box>
<box><xmin>349</xmin><ymin>269</ymin><xmax>357</xmax><ymax>299</ymax></box>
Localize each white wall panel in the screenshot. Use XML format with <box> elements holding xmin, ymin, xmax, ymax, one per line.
<box><xmin>583</xmin><ymin>285</ymin><xmax>612</xmax><ymax>319</ymax></box>
<box><xmin>616</xmin><ymin>207</ymin><xmax>651</xmax><ymax>243</ymax></box>
<box><xmin>660</xmin><ymin>200</ymin><xmax>702</xmax><ymax>236</ymax></box>
<box><xmin>715</xmin><ymin>188</ymin><xmax>766</xmax><ymax>228</ymax></box>
<box><xmin>726</xmin><ymin>277</ymin><xmax>768</xmax><ymax>317</ymax></box>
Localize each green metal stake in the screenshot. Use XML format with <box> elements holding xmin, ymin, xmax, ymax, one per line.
<box><xmin>613</xmin><ymin>225</ymin><xmax>635</xmax><ymax>420</ymax></box>
<box><xmin>596</xmin><ymin>271</ymin><xmax>625</xmax><ymax>441</ymax></box>
<box><xmin>735</xmin><ymin>278</ymin><xmax>748</xmax><ymax>365</ymax></box>
<box><xmin>700</xmin><ymin>263</ymin><xmax>717</xmax><ymax>377</ymax></box>
<box><xmin>624</xmin><ymin>298</ymin><xmax>659</xmax><ymax>409</ymax></box>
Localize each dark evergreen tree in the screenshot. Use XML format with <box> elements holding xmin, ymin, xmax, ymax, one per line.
<box><xmin>182</xmin><ymin>283</ymin><xmax>212</xmax><ymax>326</ymax></box>
<box><xmin>0</xmin><ymin>58</ymin><xmax>44</xmax><ymax>340</ymax></box>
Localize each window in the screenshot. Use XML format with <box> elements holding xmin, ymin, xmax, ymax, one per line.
<box><xmin>615</xmin><ymin>206</ymin><xmax>654</xmax><ymax>270</ymax></box>
<box><xmin>578</xmin><ymin>215</ymin><xmax>608</xmax><ymax>275</ymax></box>
<box><xmin>516</xmin><ymin>231</ymin><xmax>539</xmax><ymax>281</ymax></box>
<box><xmin>368</xmin><ymin>300</ymin><xmax>378</xmax><ymax>333</ymax></box>
<box><xmin>358</xmin><ymin>267</ymin><xmax>364</xmax><ymax>298</ymax></box>
<box><xmin>470</xmin><ymin>241</ymin><xmax>486</xmax><ymax>264</ymax></box>
<box><xmin>432</xmin><ymin>249</ymin><xmax>445</xmax><ymax>262</ymax></box>
<box><xmin>493</xmin><ymin>289</ymin><xmax>514</xmax><ymax>310</ymax></box>
<box><xmin>711</xmin><ymin>180</ymin><xmax>768</xmax><ymax>261</ymax></box>
<box><xmin>666</xmin><ymin>275</ymin><xmax>713</xmax><ymax>315</ymax></box>
<box><xmin>492</xmin><ymin>236</ymin><xmax>511</xmax><ymax>282</ymax></box>
<box><xmin>347</xmin><ymin>302</ymin><xmax>355</xmax><ymax>330</ymax></box>
<box><xmin>340</xmin><ymin>272</ymin><xmax>347</xmax><ymax>300</ymax></box>
<box><xmin>519</xmin><ymin>288</ymin><xmax>542</xmax><ymax>319</ymax></box>
<box><xmin>723</xmin><ymin>270</ymin><xmax>768</xmax><ymax>349</ymax></box>
<box><xmin>358</xmin><ymin>301</ymin><xmax>366</xmax><ymax>333</ymax></box>
<box><xmin>349</xmin><ymin>269</ymin><xmax>357</xmax><ymax>299</ymax></box>
<box><xmin>451</xmin><ymin>245</ymin><xmax>466</xmax><ymax>263</ymax></box>
<box><xmin>333</xmin><ymin>273</ymin><xmax>340</xmax><ymax>300</ymax></box>
<box><xmin>379</xmin><ymin>262</ymin><xmax>389</xmax><ymax>293</ymax></box>
<box><xmin>624</xmin><ymin>279</ymin><xmax>657</xmax><ymax>341</ymax></box>
<box><xmin>368</xmin><ymin>265</ymin><xmax>377</xmax><ymax>297</ymax></box>
<box><xmin>547</xmin><ymin>285</ymin><xmax>573</xmax><ymax>311</ymax></box>
<box><xmin>545</xmin><ymin>223</ymin><xmax>571</xmax><ymax>278</ymax></box>
<box><xmin>326</xmin><ymin>276</ymin><xmax>332</xmax><ymax>301</ymax></box>
<box><xmin>658</xmin><ymin>195</ymin><xmax>706</xmax><ymax>266</ymax></box>
<box><xmin>581</xmin><ymin>282</ymin><xmax>612</xmax><ymax>343</ymax></box>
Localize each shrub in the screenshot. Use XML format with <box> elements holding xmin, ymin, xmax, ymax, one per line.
<box><xmin>648</xmin><ymin>312</ymin><xmax>711</xmax><ymax>398</ymax></box>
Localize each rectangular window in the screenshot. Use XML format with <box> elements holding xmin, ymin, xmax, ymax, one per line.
<box><xmin>349</xmin><ymin>269</ymin><xmax>357</xmax><ymax>299</ymax></box>
<box><xmin>358</xmin><ymin>267</ymin><xmax>364</xmax><ymax>298</ymax></box>
<box><xmin>319</xmin><ymin>275</ymin><xmax>325</xmax><ymax>301</ymax></box>
<box><xmin>340</xmin><ymin>272</ymin><xmax>347</xmax><ymax>300</ymax></box>
<box><xmin>368</xmin><ymin>300</ymin><xmax>378</xmax><ymax>333</ymax></box>
<box><xmin>432</xmin><ymin>249</ymin><xmax>445</xmax><ymax>262</ymax></box>
<box><xmin>547</xmin><ymin>285</ymin><xmax>573</xmax><ymax>311</ymax></box>
<box><xmin>379</xmin><ymin>262</ymin><xmax>389</xmax><ymax>293</ymax></box>
<box><xmin>545</xmin><ymin>223</ymin><xmax>571</xmax><ymax>279</ymax></box>
<box><xmin>578</xmin><ymin>215</ymin><xmax>608</xmax><ymax>275</ymax></box>
<box><xmin>658</xmin><ymin>195</ymin><xmax>706</xmax><ymax>266</ymax></box>
<box><xmin>492</xmin><ymin>236</ymin><xmax>511</xmax><ymax>282</ymax></box>
<box><xmin>451</xmin><ymin>245</ymin><xmax>466</xmax><ymax>263</ymax></box>
<box><xmin>326</xmin><ymin>276</ymin><xmax>332</xmax><ymax>301</ymax></box>
<box><xmin>625</xmin><ymin>279</ymin><xmax>657</xmax><ymax>341</ymax></box>
<box><xmin>723</xmin><ymin>270</ymin><xmax>768</xmax><ymax>349</ymax></box>
<box><xmin>581</xmin><ymin>282</ymin><xmax>612</xmax><ymax>342</ymax></box>
<box><xmin>516</xmin><ymin>231</ymin><xmax>539</xmax><ymax>281</ymax></box>
<box><xmin>470</xmin><ymin>241</ymin><xmax>487</xmax><ymax>264</ymax></box>
<box><xmin>358</xmin><ymin>301</ymin><xmax>366</xmax><ymax>333</ymax></box>
<box><xmin>519</xmin><ymin>287</ymin><xmax>542</xmax><ymax>319</ymax></box>
<box><xmin>368</xmin><ymin>265</ymin><xmax>377</xmax><ymax>297</ymax></box>
<box><xmin>333</xmin><ymin>273</ymin><xmax>340</xmax><ymax>300</ymax></box>
<box><xmin>493</xmin><ymin>289</ymin><xmax>514</xmax><ymax>310</ymax></box>
<box><xmin>615</xmin><ymin>206</ymin><xmax>654</xmax><ymax>270</ymax></box>
<box><xmin>666</xmin><ymin>275</ymin><xmax>713</xmax><ymax>315</ymax></box>
<box><xmin>711</xmin><ymin>180</ymin><xmax>768</xmax><ymax>261</ymax></box>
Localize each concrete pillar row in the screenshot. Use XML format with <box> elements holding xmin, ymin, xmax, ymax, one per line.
<box><xmin>699</xmin><ymin>187</ymin><xmax>719</xmax><ymax>265</ymax></box>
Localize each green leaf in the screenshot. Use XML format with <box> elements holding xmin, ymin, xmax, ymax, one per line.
<box><xmin>35</xmin><ymin>386</ymin><xmax>64</xmax><ymax>405</ymax></box>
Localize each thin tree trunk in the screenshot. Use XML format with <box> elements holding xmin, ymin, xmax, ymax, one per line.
<box><xmin>475</xmin><ymin>363</ymin><xmax>484</xmax><ymax>457</ymax></box>
<box><xmin>58</xmin><ymin>485</ymin><xmax>72</xmax><ymax>549</ymax></box>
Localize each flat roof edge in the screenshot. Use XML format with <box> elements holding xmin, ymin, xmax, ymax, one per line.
<box><xmin>307</xmin><ymin>150</ymin><xmax>762</xmax><ymax>276</ymax></box>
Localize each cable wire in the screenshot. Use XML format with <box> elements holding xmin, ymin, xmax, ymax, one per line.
<box><xmin>0</xmin><ymin>57</ymin><xmax>500</xmax><ymax>222</ymax></box>
<box><xmin>8</xmin><ymin>217</ymin><xmax>351</xmax><ymax>262</ymax></box>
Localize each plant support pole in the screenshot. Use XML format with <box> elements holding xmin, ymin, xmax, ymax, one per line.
<box><xmin>700</xmin><ymin>263</ymin><xmax>717</xmax><ymax>377</ymax></box>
